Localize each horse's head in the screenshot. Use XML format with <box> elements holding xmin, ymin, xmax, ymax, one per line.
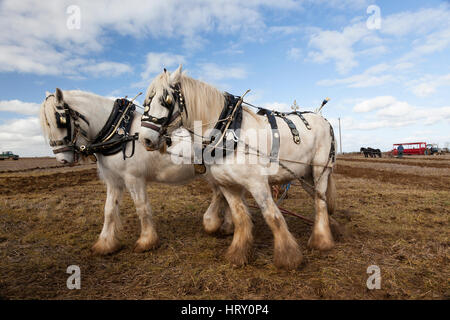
<box><xmin>139</xmin><ymin>65</ymin><xmax>184</xmax><ymax>151</ymax></box>
<box><xmin>39</xmin><ymin>88</ymin><xmax>89</xmax><ymax>164</ymax></box>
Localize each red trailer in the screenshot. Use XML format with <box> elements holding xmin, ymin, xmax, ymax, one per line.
<box><xmin>392</xmin><ymin>142</ymin><xmax>426</xmax><ymax>156</ymax></box>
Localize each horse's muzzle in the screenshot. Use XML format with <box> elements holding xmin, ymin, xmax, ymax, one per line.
<box><xmin>143</xmin><ymin>138</ymin><xmax>158</xmax><ymax>151</ymax></box>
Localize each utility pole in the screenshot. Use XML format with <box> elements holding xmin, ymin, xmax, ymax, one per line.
<box><xmin>338</xmin><ymin>117</ymin><xmax>342</xmax><ymax>154</ymax></box>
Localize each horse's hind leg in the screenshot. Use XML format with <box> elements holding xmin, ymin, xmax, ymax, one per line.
<box><xmin>308</xmin><ymin>167</ymin><xmax>335</xmax><ymax>251</ymax></box>
<box><xmin>219</xmin><ymin>186</ymin><xmax>253</xmax><ymax>266</ymax></box>
<box><xmin>248</xmin><ymin>183</ymin><xmax>302</xmax><ymax>270</ymax></box>
<box><xmin>220</xmin><ymin>205</ymin><xmax>234</xmax><ymax>235</ymax></box>
<box><xmin>92</xmin><ymin>181</ymin><xmax>124</xmax><ymax>255</ymax></box>
<box><xmin>203</xmin><ymin>183</ymin><xmax>233</xmax><ymax>235</ymax></box>
<box><xmin>126</xmin><ymin>177</ymin><xmax>159</xmax><ymax>252</ymax></box>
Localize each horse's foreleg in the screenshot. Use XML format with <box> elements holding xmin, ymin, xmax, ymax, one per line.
<box><xmin>92</xmin><ymin>182</ymin><xmax>123</xmax><ymax>255</ymax></box>
<box><xmin>219</xmin><ymin>186</ymin><xmax>253</xmax><ymax>266</ymax></box>
<box><xmin>248</xmin><ymin>183</ymin><xmax>302</xmax><ymax>270</ymax></box>
<box><xmin>126</xmin><ymin>178</ymin><xmax>159</xmax><ymax>252</ymax></box>
<box><xmin>308</xmin><ymin>167</ymin><xmax>335</xmax><ymax>251</ymax></box>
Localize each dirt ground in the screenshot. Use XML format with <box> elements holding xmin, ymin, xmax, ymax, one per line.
<box><xmin>0</xmin><ymin>154</ymin><xmax>448</xmax><ymax>299</ymax></box>
<box><xmin>0</xmin><ymin>157</ymin><xmax>94</xmax><ymax>173</ymax></box>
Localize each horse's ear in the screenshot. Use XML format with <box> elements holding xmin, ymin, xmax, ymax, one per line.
<box><xmin>169</xmin><ymin>64</ymin><xmax>182</xmax><ymax>84</ymax></box>
<box><xmin>45</xmin><ymin>91</ymin><xmax>51</xmax><ymax>98</ymax></box>
<box><xmin>55</xmin><ymin>88</ymin><xmax>63</xmax><ymax>103</ymax></box>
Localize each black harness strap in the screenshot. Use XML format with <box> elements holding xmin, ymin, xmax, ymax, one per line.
<box><xmin>207</xmin><ymin>93</ymin><xmax>243</xmax><ymax>158</ymax></box>
<box><xmin>81</xmin><ymin>98</ymin><xmax>138</xmax><ymax>160</ymax></box>
<box><xmin>256</xmin><ymin>109</ymin><xmax>280</xmax><ymax>162</ymax></box>
<box><xmin>329</xmin><ymin>124</ymin><xmax>336</xmax><ymax>162</ymax></box>
<box><xmin>272</xmin><ymin>111</ymin><xmax>300</xmax><ymax>144</ymax></box>
<box><xmin>252</xmin><ymin>106</ymin><xmax>314</xmax><ymax>146</ymax></box>
<box><xmin>293</xmin><ymin>111</ymin><xmax>312</xmax><ymax>130</ymax></box>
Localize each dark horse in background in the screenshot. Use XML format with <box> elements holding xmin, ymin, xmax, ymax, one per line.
<box><xmin>360</xmin><ymin>147</ymin><xmax>382</xmax><ymax>158</ymax></box>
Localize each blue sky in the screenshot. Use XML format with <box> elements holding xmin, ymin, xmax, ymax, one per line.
<box><xmin>0</xmin><ymin>0</ymin><xmax>449</xmax><ymax>156</ymax></box>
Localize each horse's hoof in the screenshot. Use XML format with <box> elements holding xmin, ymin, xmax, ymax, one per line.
<box><xmin>307</xmin><ymin>233</ymin><xmax>335</xmax><ymax>251</ymax></box>
<box><xmin>274</xmin><ymin>239</ymin><xmax>303</xmax><ymax>270</ymax></box>
<box><xmin>329</xmin><ymin>217</ymin><xmax>345</xmax><ymax>240</ymax></box>
<box><xmin>134</xmin><ymin>236</ymin><xmax>160</xmax><ymax>253</ymax></box>
<box><xmin>219</xmin><ymin>222</ymin><xmax>234</xmax><ymax>235</ymax></box>
<box><xmin>91</xmin><ymin>237</ymin><xmax>121</xmax><ymax>255</ymax></box>
<box><xmin>225</xmin><ymin>247</ymin><xmax>250</xmax><ymax>267</ymax></box>
<box><xmin>203</xmin><ymin>217</ymin><xmax>222</xmax><ymax>234</ymax></box>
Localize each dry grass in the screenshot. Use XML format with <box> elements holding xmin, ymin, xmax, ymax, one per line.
<box><xmin>0</xmin><ymin>157</ymin><xmax>449</xmax><ymax>300</ymax></box>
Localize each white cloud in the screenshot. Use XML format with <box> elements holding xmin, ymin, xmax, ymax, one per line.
<box><xmin>353</xmin><ymin>96</ymin><xmax>397</xmax><ymax>113</ymax></box>
<box><xmin>307</xmin><ymin>22</ymin><xmax>374</xmax><ymax>74</ymax></box>
<box><xmin>350</xmin><ymin>96</ymin><xmax>450</xmax><ymax>129</ymax></box>
<box><xmin>0</xmin><ymin>117</ymin><xmax>49</xmax><ymax>157</ymax></box>
<box><xmin>269</xmin><ymin>26</ymin><xmax>302</xmax><ymax>35</ymax></box>
<box><xmin>260</xmin><ymin>102</ymin><xmax>291</xmax><ymax>112</ymax></box>
<box><xmin>381</xmin><ymin>6</ymin><xmax>449</xmax><ymax>37</ymax></box>
<box><xmin>317</xmin><ymin>63</ymin><xmax>396</xmax><ymax>88</ymax></box>
<box><xmin>197</xmin><ymin>63</ymin><xmax>247</xmax><ymax>81</ymax></box>
<box><xmin>305</xmin><ymin>0</ymin><xmax>372</xmax><ymax>10</ymax></box>
<box><xmin>140</xmin><ymin>52</ymin><xmax>186</xmax><ymax>82</ymax></box>
<box><xmin>307</xmin><ymin>5</ymin><xmax>450</xmax><ymax>74</ymax></box>
<box><xmin>0</xmin><ymin>0</ymin><xmax>300</xmax><ymax>77</ymax></box>
<box><xmin>287</xmin><ymin>48</ymin><xmax>302</xmax><ymax>61</ymax></box>
<box><xmin>409</xmin><ymin>73</ymin><xmax>450</xmax><ymax>97</ymax></box>
<box><xmin>0</xmin><ymin>100</ymin><xmax>41</xmax><ymax>115</ymax></box>
<box><xmin>80</xmin><ymin>62</ymin><xmax>133</xmax><ymax>78</ymax></box>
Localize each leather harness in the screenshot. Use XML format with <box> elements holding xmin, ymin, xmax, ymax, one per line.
<box><xmin>139</xmin><ymin>81</ymin><xmax>334</xmax><ymax>168</ymax></box>
<box><xmin>205</xmin><ymin>92</ymin><xmax>243</xmax><ymax>159</ymax></box>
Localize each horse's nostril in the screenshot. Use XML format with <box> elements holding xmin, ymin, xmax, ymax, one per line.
<box><xmin>144</xmin><ymin>139</ymin><xmax>152</xmax><ymax>146</ymax></box>
<box><xmin>61</xmin><ymin>159</ymin><xmax>68</xmax><ymax>164</ymax></box>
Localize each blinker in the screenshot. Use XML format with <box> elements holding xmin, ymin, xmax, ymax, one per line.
<box><xmin>55</xmin><ymin>112</ymin><xmax>68</xmax><ymax>128</ymax></box>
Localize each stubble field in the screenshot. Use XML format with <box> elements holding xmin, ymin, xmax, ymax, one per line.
<box><xmin>0</xmin><ymin>155</ymin><xmax>448</xmax><ymax>299</ymax></box>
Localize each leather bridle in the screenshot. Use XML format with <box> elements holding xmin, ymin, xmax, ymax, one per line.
<box><xmin>46</xmin><ymin>94</ymin><xmax>90</xmax><ymax>155</ymax></box>
<box><xmin>140</xmin><ymin>83</ymin><xmax>187</xmax><ymax>139</ymax></box>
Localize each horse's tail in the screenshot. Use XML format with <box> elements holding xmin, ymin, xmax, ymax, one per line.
<box><xmin>326</xmin><ymin>172</ymin><xmax>336</xmax><ymax>215</ymax></box>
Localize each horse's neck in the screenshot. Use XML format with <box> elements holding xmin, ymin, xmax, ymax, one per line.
<box><xmin>64</xmin><ymin>92</ymin><xmax>113</xmax><ymax>139</ymax></box>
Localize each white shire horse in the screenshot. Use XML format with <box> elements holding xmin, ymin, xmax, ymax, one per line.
<box><xmin>39</xmin><ymin>88</ymin><xmax>232</xmax><ymax>255</ymax></box>
<box><xmin>139</xmin><ymin>66</ymin><xmax>337</xmax><ymax>270</ymax></box>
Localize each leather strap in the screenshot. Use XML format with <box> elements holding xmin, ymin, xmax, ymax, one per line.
<box><xmin>278</xmin><ymin>114</ymin><xmax>300</xmax><ymax>144</ymax></box>
<box><xmin>141</xmin><ymin>121</ymin><xmax>161</xmax><ymax>132</ymax></box>
<box><xmin>257</xmin><ymin>109</ymin><xmax>280</xmax><ymax>162</ymax></box>
<box><xmin>293</xmin><ymin>111</ymin><xmax>311</xmax><ymax>130</ymax></box>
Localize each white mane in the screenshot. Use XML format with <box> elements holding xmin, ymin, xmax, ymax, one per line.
<box><xmin>146</xmin><ymin>71</ymin><xmax>259</xmax><ymax>134</ymax></box>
